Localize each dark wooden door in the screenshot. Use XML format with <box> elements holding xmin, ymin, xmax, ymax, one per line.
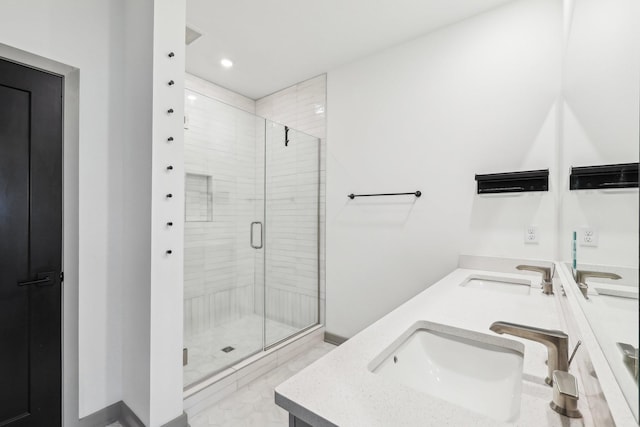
<box><xmin>0</xmin><ymin>58</ymin><xmax>63</xmax><ymax>427</ymax></box>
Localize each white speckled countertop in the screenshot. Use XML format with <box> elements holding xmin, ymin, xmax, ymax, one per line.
<box><xmin>275</xmin><ymin>268</ymin><xmax>595</xmax><ymax>426</ymax></box>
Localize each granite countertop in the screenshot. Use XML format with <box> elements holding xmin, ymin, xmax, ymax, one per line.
<box><xmin>275</xmin><ymin>268</ymin><xmax>594</xmax><ymax>426</ymax></box>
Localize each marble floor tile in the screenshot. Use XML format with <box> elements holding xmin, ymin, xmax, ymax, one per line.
<box><xmin>188</xmin><ymin>341</ymin><xmax>335</xmax><ymax>427</ymax></box>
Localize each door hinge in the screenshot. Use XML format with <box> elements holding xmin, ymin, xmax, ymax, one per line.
<box><xmin>60</xmin><ymin>271</ymin><xmax>64</xmax><ymax>282</ymax></box>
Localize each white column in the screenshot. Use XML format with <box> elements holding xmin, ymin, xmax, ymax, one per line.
<box><xmin>149</xmin><ymin>0</ymin><xmax>187</xmax><ymax>425</ymax></box>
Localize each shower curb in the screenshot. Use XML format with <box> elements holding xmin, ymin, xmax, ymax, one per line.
<box><xmin>183</xmin><ymin>325</ymin><xmax>324</xmax><ymax>417</ymax></box>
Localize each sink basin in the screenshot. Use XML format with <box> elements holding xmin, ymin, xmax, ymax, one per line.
<box><xmin>369</xmin><ymin>321</ymin><xmax>524</xmax><ymax>422</ymax></box>
<box><xmin>460</xmin><ymin>275</ymin><xmax>531</xmax><ymax>295</ymax></box>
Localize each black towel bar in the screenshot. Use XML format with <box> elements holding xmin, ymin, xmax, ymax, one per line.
<box><xmin>348</xmin><ymin>191</ymin><xmax>421</xmax><ymax>199</ymax></box>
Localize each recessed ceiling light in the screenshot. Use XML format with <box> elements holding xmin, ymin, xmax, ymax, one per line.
<box><xmin>220</xmin><ymin>58</ymin><xmax>233</xmax><ymax>68</ymax></box>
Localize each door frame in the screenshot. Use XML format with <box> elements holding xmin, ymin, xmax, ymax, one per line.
<box><xmin>0</xmin><ymin>43</ymin><xmax>80</xmax><ymax>427</ymax></box>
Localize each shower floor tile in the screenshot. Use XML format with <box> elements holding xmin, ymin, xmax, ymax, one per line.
<box><xmin>184</xmin><ymin>314</ymin><xmax>298</xmax><ymax>387</ymax></box>
<box><xmin>188</xmin><ymin>341</ymin><xmax>336</xmax><ymax>427</ymax></box>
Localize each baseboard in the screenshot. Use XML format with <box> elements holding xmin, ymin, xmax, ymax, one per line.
<box><xmin>160</xmin><ymin>412</ymin><xmax>189</xmax><ymax>427</ymax></box>
<box><xmin>323</xmin><ymin>332</ymin><xmax>347</xmax><ymax>346</ymax></box>
<box><xmin>119</xmin><ymin>402</ymin><xmax>145</xmax><ymax>427</ymax></box>
<box><xmin>78</xmin><ymin>401</ymin><xmax>121</xmax><ymax>427</ymax></box>
<box><xmin>78</xmin><ymin>401</ymin><xmax>188</xmax><ymax>427</ymax></box>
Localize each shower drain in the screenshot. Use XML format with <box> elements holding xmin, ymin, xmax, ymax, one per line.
<box><xmin>221</xmin><ymin>346</ymin><xmax>235</xmax><ymax>353</ymax></box>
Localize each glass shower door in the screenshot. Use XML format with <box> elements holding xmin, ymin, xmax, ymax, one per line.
<box><xmin>264</xmin><ymin>122</ymin><xmax>320</xmax><ymax>347</ymax></box>
<box><xmin>182</xmin><ymin>93</ymin><xmax>321</xmax><ymax>387</ymax></box>
<box><xmin>183</xmin><ymin>90</ymin><xmax>265</xmax><ymax>387</ymax></box>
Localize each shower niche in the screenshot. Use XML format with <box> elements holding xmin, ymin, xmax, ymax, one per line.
<box><xmin>185</xmin><ymin>173</ymin><xmax>213</xmax><ymax>222</ymax></box>
<box><xmin>182</xmin><ymin>89</ymin><xmax>320</xmax><ymax>388</ymax></box>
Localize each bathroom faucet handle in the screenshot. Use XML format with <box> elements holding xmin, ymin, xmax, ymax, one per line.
<box><xmin>575</xmin><ymin>269</ymin><xmax>622</xmax><ymax>284</ymax></box>
<box><xmin>575</xmin><ymin>270</ymin><xmax>622</xmax><ymax>300</ymax></box>
<box><xmin>568</xmin><ymin>340</ymin><xmax>582</xmax><ymax>367</ymax></box>
<box><xmin>554</xmin><ymin>370</ymin><xmax>578</xmax><ymax>398</ymax></box>
<box><xmin>574</xmin><ymin>269</ymin><xmax>621</xmax><ymax>300</ymax></box>
<box><xmin>516</xmin><ymin>264</ymin><xmax>553</xmax><ymax>294</ymax></box>
<box><xmin>516</xmin><ymin>264</ymin><xmax>552</xmax><ymax>281</ymax></box>
<box><xmin>550</xmin><ymin>370</ymin><xmax>582</xmax><ymax>418</ymax></box>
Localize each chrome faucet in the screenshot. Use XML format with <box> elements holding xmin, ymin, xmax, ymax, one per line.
<box><xmin>490</xmin><ymin>321</ymin><xmax>568</xmax><ymax>386</ymax></box>
<box><xmin>516</xmin><ymin>264</ymin><xmax>554</xmax><ymax>295</ymax></box>
<box><xmin>574</xmin><ymin>270</ymin><xmax>621</xmax><ymax>299</ymax></box>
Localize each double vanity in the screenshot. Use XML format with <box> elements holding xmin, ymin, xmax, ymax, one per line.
<box><xmin>275</xmin><ymin>256</ymin><xmax>638</xmax><ymax>426</ymax></box>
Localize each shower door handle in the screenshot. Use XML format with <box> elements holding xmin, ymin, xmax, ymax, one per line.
<box><xmin>250</xmin><ymin>221</ymin><xmax>263</xmax><ymax>249</ymax></box>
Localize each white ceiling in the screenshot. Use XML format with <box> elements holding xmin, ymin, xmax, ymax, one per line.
<box><xmin>185</xmin><ymin>0</ymin><xmax>514</xmax><ymax>100</ymax></box>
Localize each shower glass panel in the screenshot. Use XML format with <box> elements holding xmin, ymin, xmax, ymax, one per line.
<box><xmin>183</xmin><ymin>90</ymin><xmax>265</xmax><ymax>387</ymax></box>
<box><xmin>182</xmin><ymin>91</ymin><xmax>320</xmax><ymax>389</ymax></box>
<box><xmin>264</xmin><ymin>123</ymin><xmax>320</xmax><ymax>347</ymax></box>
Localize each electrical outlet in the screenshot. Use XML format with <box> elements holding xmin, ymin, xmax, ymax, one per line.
<box><xmin>579</xmin><ymin>227</ymin><xmax>598</xmax><ymax>247</ymax></box>
<box><xmin>524</xmin><ymin>225</ymin><xmax>538</xmax><ymax>244</ymax></box>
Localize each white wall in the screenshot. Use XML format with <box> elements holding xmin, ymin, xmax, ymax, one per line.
<box><xmin>560</xmin><ymin>0</ymin><xmax>639</xmax><ymax>267</ymax></box>
<box><xmin>0</xmin><ymin>0</ymin><xmax>126</xmax><ymax>418</ymax></box>
<box><xmin>120</xmin><ymin>0</ymin><xmax>154</xmax><ymax>423</ymax></box>
<box><xmin>0</xmin><ymin>42</ymin><xmax>82</xmax><ymax>427</ymax></box>
<box><xmin>0</xmin><ymin>2</ymin><xmax>187</xmax><ymax>425</ymax></box>
<box><xmin>326</xmin><ymin>0</ymin><xmax>562</xmax><ymax>338</ymax></box>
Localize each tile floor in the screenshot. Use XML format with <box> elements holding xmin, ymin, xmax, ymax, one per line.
<box><xmin>184</xmin><ymin>314</ymin><xmax>298</xmax><ymax>387</ymax></box>
<box><xmin>188</xmin><ymin>341</ymin><xmax>336</xmax><ymax>427</ymax></box>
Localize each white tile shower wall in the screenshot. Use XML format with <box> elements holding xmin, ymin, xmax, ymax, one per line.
<box><xmin>183</xmin><ymin>86</ymin><xmax>261</xmax><ymax>339</ymax></box>
<box><xmin>185</xmin><ymin>73</ymin><xmax>255</xmax><ymax>114</ymax></box>
<box><xmin>264</xmin><ymin>126</ymin><xmax>320</xmax><ymax>332</ymax></box>
<box><xmin>256</xmin><ymin>76</ymin><xmax>327</xmax><ymax>140</ymax></box>
<box><xmin>256</xmin><ymin>75</ymin><xmax>327</xmax><ymax>327</ymax></box>
<box><xmin>185</xmin><ymin>173</ymin><xmax>213</xmax><ymax>222</ymax></box>
<box><xmin>183</xmin><ymin>74</ymin><xmax>326</xmax><ymax>336</ymax></box>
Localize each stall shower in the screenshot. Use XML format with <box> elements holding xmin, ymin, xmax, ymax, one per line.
<box><xmin>182</xmin><ymin>89</ymin><xmax>320</xmax><ymax>388</ymax></box>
